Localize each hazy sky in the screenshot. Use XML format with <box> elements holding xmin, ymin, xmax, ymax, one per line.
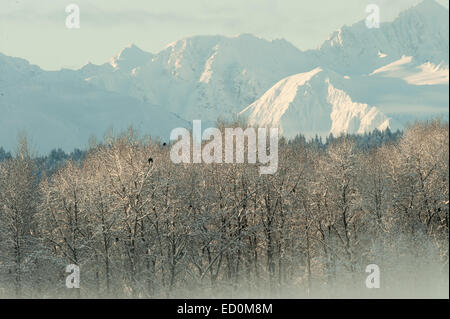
<box><xmin>0</xmin><ymin>0</ymin><xmax>448</xmax><ymax>70</ymax></box>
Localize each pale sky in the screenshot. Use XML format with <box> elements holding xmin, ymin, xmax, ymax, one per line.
<box><xmin>0</xmin><ymin>0</ymin><xmax>448</xmax><ymax>70</ymax></box>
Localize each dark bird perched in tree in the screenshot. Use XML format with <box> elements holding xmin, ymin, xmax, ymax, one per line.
<box><xmin>162</xmin><ymin>143</ymin><xmax>167</xmax><ymax>146</ymax></box>
<box><xmin>148</xmin><ymin>157</ymin><xmax>153</xmax><ymax>164</ymax></box>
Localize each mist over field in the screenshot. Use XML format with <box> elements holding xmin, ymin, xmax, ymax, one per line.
<box><xmin>0</xmin><ymin>121</ymin><xmax>448</xmax><ymax>299</ymax></box>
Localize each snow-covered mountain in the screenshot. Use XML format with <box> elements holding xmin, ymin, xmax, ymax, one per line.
<box><xmin>240</xmin><ymin>68</ymin><xmax>400</xmax><ymax>139</ymax></box>
<box><xmin>313</xmin><ymin>0</ymin><xmax>449</xmax><ymax>75</ymax></box>
<box><xmin>369</xmin><ymin>55</ymin><xmax>449</xmax><ymax>86</ymax></box>
<box><xmin>241</xmin><ymin>58</ymin><xmax>448</xmax><ymax>138</ymax></box>
<box><xmin>0</xmin><ymin>0</ymin><xmax>448</xmax><ymax>152</ymax></box>
<box><xmin>81</xmin><ymin>34</ymin><xmax>317</xmax><ymax>122</ymax></box>
<box><xmin>241</xmin><ymin>0</ymin><xmax>449</xmax><ymax>137</ymax></box>
<box><xmin>0</xmin><ymin>53</ymin><xmax>188</xmax><ymax>152</ymax></box>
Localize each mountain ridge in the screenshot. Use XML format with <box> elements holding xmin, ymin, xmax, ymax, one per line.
<box><xmin>0</xmin><ymin>0</ymin><xmax>448</xmax><ymax>152</ymax></box>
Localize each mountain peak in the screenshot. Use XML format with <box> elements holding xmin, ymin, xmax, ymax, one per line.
<box><xmin>316</xmin><ymin>0</ymin><xmax>449</xmax><ymax>74</ymax></box>
<box><xmin>401</xmin><ymin>0</ymin><xmax>448</xmax><ymax>17</ymax></box>
<box><xmin>415</xmin><ymin>0</ymin><xmax>446</xmax><ymax>10</ymax></box>
<box><xmin>116</xmin><ymin>44</ymin><xmax>151</xmax><ymax>60</ymax></box>
<box><xmin>110</xmin><ymin>44</ymin><xmax>153</xmax><ymax>70</ymax></box>
<box><xmin>234</xmin><ymin>33</ymin><xmax>260</xmax><ymax>40</ymax></box>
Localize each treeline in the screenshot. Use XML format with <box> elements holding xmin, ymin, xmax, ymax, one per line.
<box><xmin>0</xmin><ymin>121</ymin><xmax>448</xmax><ymax>298</ymax></box>
<box><xmin>0</xmin><ymin>128</ymin><xmax>403</xmax><ymax>167</ymax></box>
<box><xmin>0</xmin><ymin>147</ymin><xmax>85</xmax><ymax>174</ymax></box>
<box><xmin>0</xmin><ymin>147</ymin><xmax>12</xmax><ymax>162</ymax></box>
<box><xmin>289</xmin><ymin>127</ymin><xmax>403</xmax><ymax>151</ymax></box>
